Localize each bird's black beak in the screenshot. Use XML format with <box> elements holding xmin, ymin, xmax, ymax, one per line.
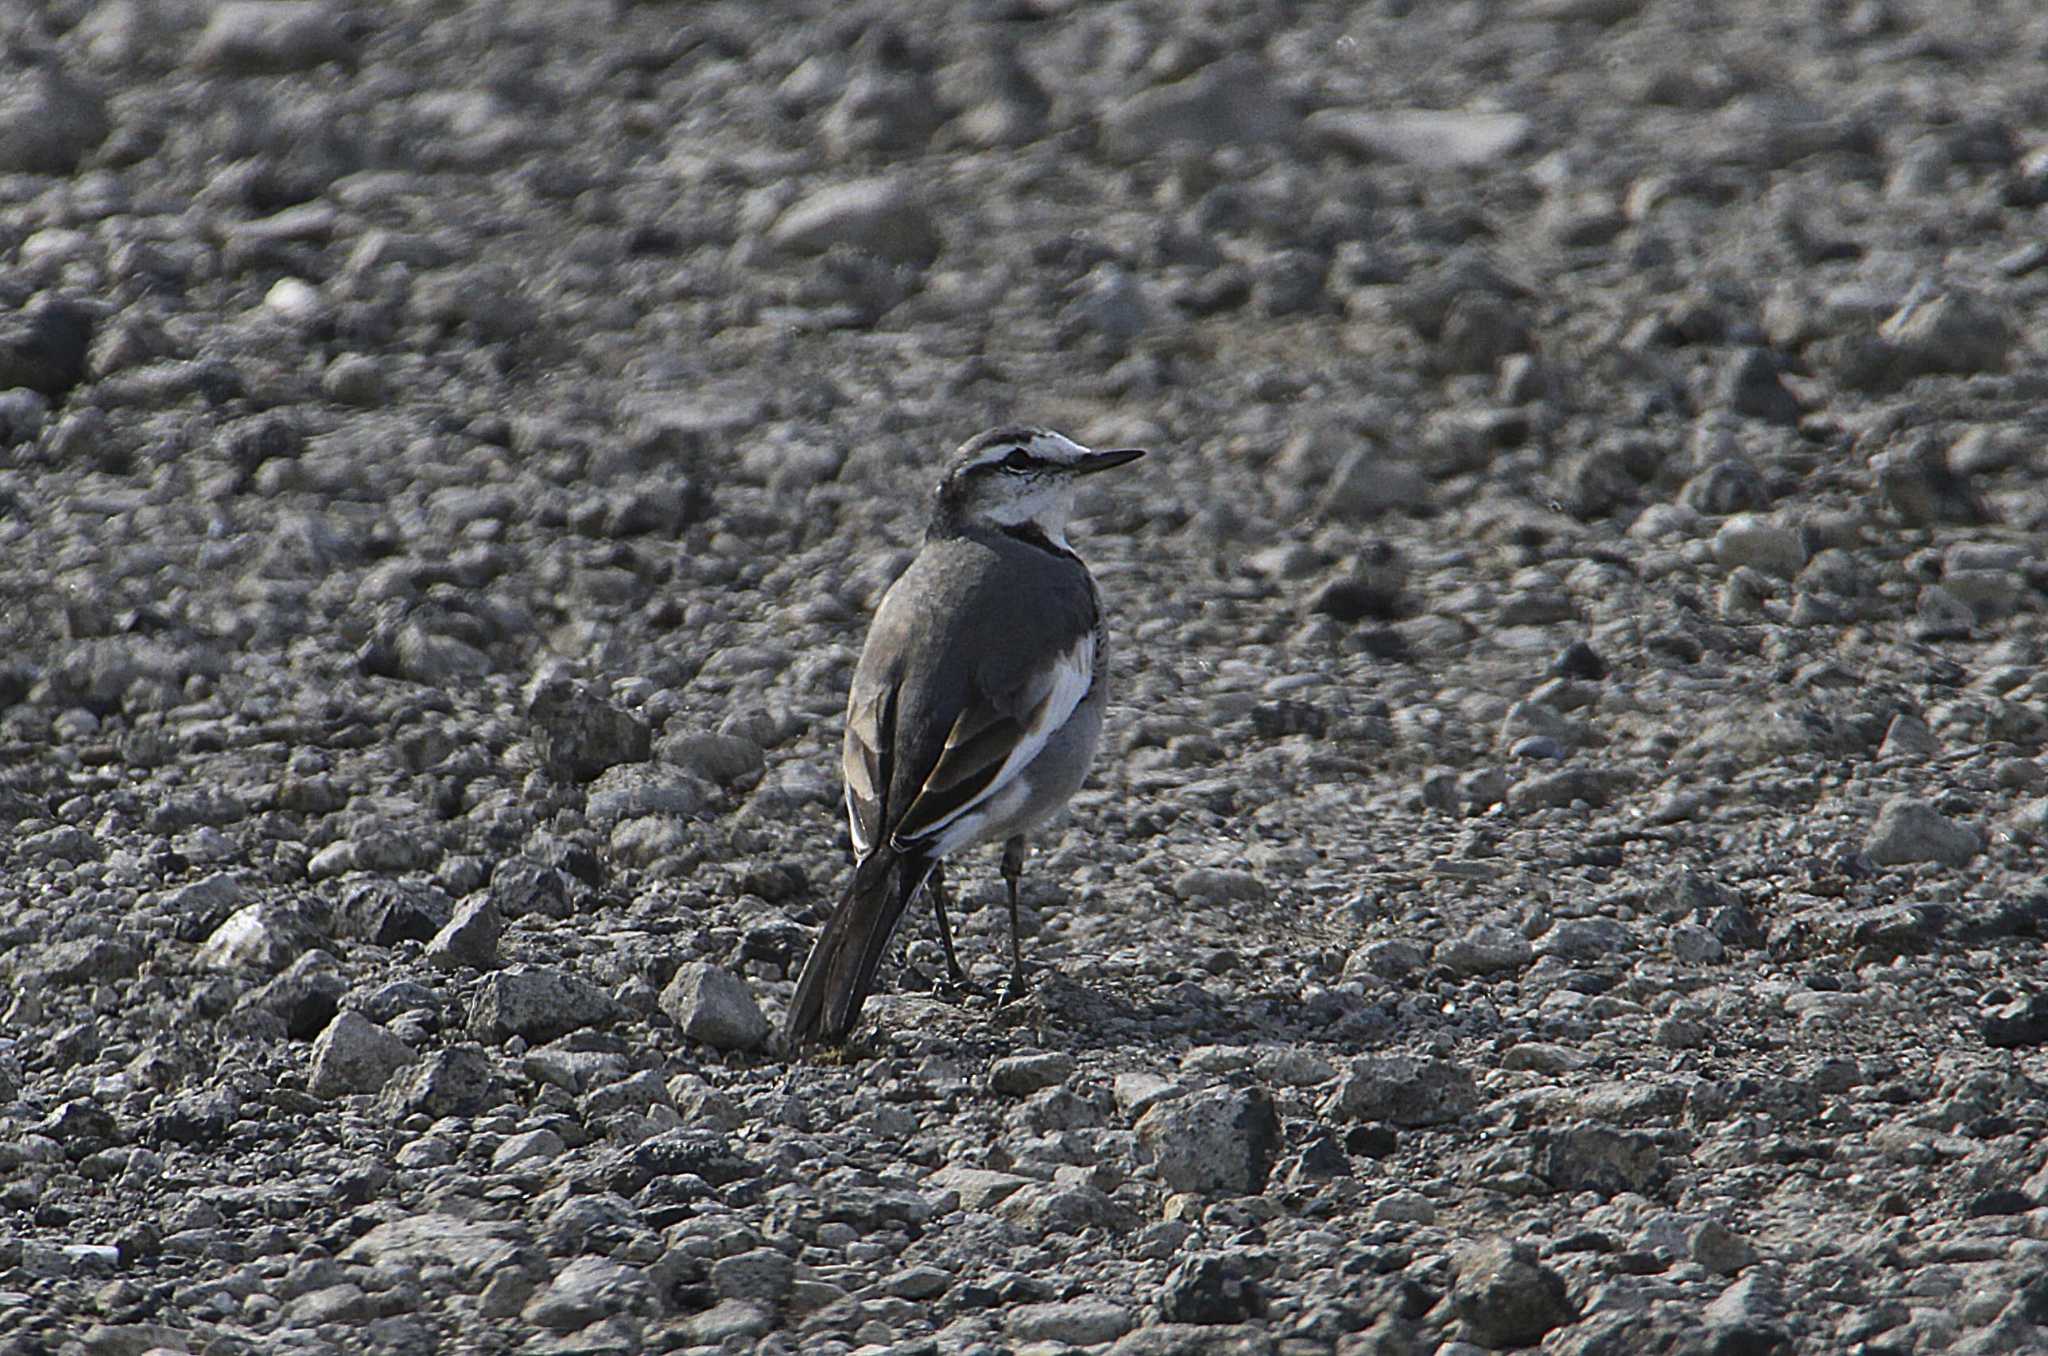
<box><xmin>1076</xmin><ymin>447</ymin><xmax>1145</xmax><ymax>474</ymax></box>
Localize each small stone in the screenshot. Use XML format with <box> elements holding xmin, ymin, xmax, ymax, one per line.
<box><xmin>1533</xmin><ymin>1122</ymin><xmax>1661</xmax><ymax>1196</ymax></box>
<box><xmin>1159</xmin><ymin>1254</ymin><xmax>1266</xmax><ymax>1325</ymax></box>
<box><xmin>1450</xmin><ymin>1238</ymin><xmax>1577</xmax><ymax>1348</ymax></box>
<box><xmin>468</xmin><ymin>965</ymin><xmax>622</xmax><ymax>1044</ymax></box>
<box><xmin>769</xmin><ymin>177</ymin><xmax>940</xmax><ymax>267</ymax></box>
<box><xmin>1981</xmin><ymin>994</ymin><xmax>2048</xmax><ymax>1049</ymax></box>
<box><xmin>1878</xmin><ymin>288</ymin><xmax>2016</xmax><ymax>380</ymax></box>
<box><xmin>1007</xmin><ymin>1300</ymin><xmax>1136</xmax><ymax>1346</ymax></box>
<box><xmin>659</xmin><ymin>962</ymin><xmax>770</xmax><ymax>1052</ymax></box>
<box><xmin>377</xmin><ymin>1046</ymin><xmax>495</xmax><ymax>1119</ymax></box>
<box><xmin>1669</xmin><ymin>924</ymin><xmax>1725</xmax><ymax>964</ymax></box>
<box><xmin>525</xmin><ymin>675</ymin><xmax>652</xmax><ymax>784</ymax></box>
<box><xmin>426</xmin><ymin>897</ymin><xmax>503</xmax><ymax>972</ymax></box>
<box><xmin>1136</xmin><ymin>1085</ymin><xmax>1282</xmax><ymax>1197</ymax></box>
<box><xmin>1435</xmin><ymin>923</ymin><xmax>1533</xmax><ymax>977</ymax></box>
<box><xmin>680</xmin><ymin>1298</ymin><xmax>773</xmax><ymax>1345</ymax></box>
<box><xmin>989</xmin><ymin>1051</ymin><xmax>1077</xmax><ymax>1096</ymax></box>
<box><xmin>1713</xmin><ymin>514</ymin><xmax>1807</xmax><ymax>577</ymax></box>
<box><xmin>491</xmin><ymin>1128</ymin><xmax>566</xmax><ymax>1170</ymax></box>
<box><xmin>192</xmin><ymin>1</ymin><xmax>357</xmax><ymax>72</ymax></box>
<box><xmin>710</xmin><ymin>1247</ymin><xmax>794</xmax><ymax>1303</ymax></box>
<box><xmin>523</xmin><ymin>1257</ymin><xmax>653</xmax><ymax>1333</ymax></box>
<box><xmin>1719</xmin><ymin>348</ymin><xmax>1802</xmax><ymax>425</ymax></box>
<box><xmin>1372</xmin><ymin>1191</ymin><xmax>1438</xmax><ymax>1224</ymax></box>
<box><xmin>195</xmin><ymin>902</ymin><xmax>315</xmax><ymax>973</ymax></box>
<box><xmin>1324</xmin><ymin>1056</ymin><xmax>1479</xmax><ymax>1127</ymax></box>
<box><xmin>308</xmin><ymin>1011</ymin><xmax>415</xmax><ymax>1099</ymax></box>
<box><xmin>1307</xmin><ymin>108</ymin><xmax>1533</xmax><ymax>167</ymax></box>
<box><xmin>0</xmin><ymin>68</ymin><xmax>110</xmax><ymax>175</ymax></box>
<box><xmin>320</xmin><ymin>352</ymin><xmax>385</xmax><ymax>406</ymax></box>
<box><xmin>1866</xmin><ymin>796</ymin><xmax>1980</xmax><ymax>868</ymax></box>
<box><xmin>1691</xmin><ymin>1220</ymin><xmax>1759</xmax><ymax>1275</ymax></box>
<box><xmin>926</xmin><ymin>1165</ymin><xmax>1036</xmax><ymax>1211</ymax></box>
<box><xmin>0</xmin><ymin>296</ymin><xmax>95</xmax><ymax>401</ymax></box>
<box><xmin>1878</xmin><ymin>713</ymin><xmax>1937</xmax><ymax>760</ymax></box>
<box><xmin>1097</xmin><ymin>55</ymin><xmax>1297</xmax><ymax>163</ymax></box>
<box><xmin>1171</xmin><ymin>867</ymin><xmax>1269</xmax><ymax>907</ymax></box>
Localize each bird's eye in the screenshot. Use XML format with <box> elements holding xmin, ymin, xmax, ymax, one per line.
<box><xmin>1001</xmin><ymin>449</ymin><xmax>1033</xmax><ymax>471</ymax></box>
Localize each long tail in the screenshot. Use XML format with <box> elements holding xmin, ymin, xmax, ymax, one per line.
<box><xmin>784</xmin><ymin>848</ymin><xmax>933</xmax><ymax>1047</ymax></box>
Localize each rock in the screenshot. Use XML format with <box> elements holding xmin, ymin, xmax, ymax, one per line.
<box><xmin>1307</xmin><ymin>108</ymin><xmax>1533</xmax><ymax>167</ymax></box>
<box><xmin>659</xmin><ymin>731</ymin><xmax>765</xmax><ymax>787</ymax></box>
<box><xmin>1866</xmin><ymin>796</ymin><xmax>1980</xmax><ymax>867</ymax></box>
<box><xmin>1136</xmin><ymin>1085</ymin><xmax>1281</xmax><ymax>1196</ymax></box>
<box><xmin>308</xmin><ymin>1011</ymin><xmax>415</xmax><ymax>1098</ymax></box>
<box><xmin>492</xmin><ymin>1128</ymin><xmax>566</xmax><ymax>1170</ymax></box>
<box><xmin>426</xmin><ymin>897</ymin><xmax>503</xmax><ymax>972</ymax></box>
<box><xmin>196</xmin><ymin>902</ymin><xmax>316</xmax><ymax>973</ymax></box>
<box><xmin>0</xmin><ymin>66</ymin><xmax>110</xmax><ymax>174</ymax></box>
<box><xmin>1097</xmin><ymin>56</ymin><xmax>1297</xmax><ymax>163</ymax></box>
<box><xmin>468</xmin><ymin>965</ymin><xmax>623</xmax><ymax>1044</ymax></box>
<box><xmin>769</xmin><ymin>177</ymin><xmax>940</xmax><ymax>267</ymax></box>
<box><xmin>927</xmin><ymin>1165</ymin><xmax>1036</xmax><ymax>1211</ymax></box>
<box><xmin>525</xmin><ymin>675</ymin><xmax>652</xmax><ymax>783</ymax></box>
<box><xmin>680</xmin><ymin>1298</ymin><xmax>774</xmax><ymax>1345</ymax></box>
<box><xmin>1008</xmin><ymin>1300</ymin><xmax>1136</xmax><ymax>1345</ymax></box>
<box><xmin>191</xmin><ymin>1</ymin><xmax>357</xmax><ymax>73</ymax></box>
<box><xmin>1878</xmin><ymin>288</ymin><xmax>2016</xmax><ymax>380</ymax></box>
<box><xmin>1159</xmin><ymin>1254</ymin><xmax>1266</xmax><ymax>1325</ymax></box>
<box><xmin>659</xmin><ymin>962</ymin><xmax>769</xmax><ymax>1052</ymax></box>
<box><xmin>1713</xmin><ymin>514</ymin><xmax>1807</xmax><ymax>577</ymax></box>
<box><xmin>1719</xmin><ymin>348</ymin><xmax>1802</xmax><ymax>425</ymax></box>
<box><xmin>1450</xmin><ymin>1238</ymin><xmax>1577</xmax><ymax>1348</ymax></box>
<box><xmin>523</xmin><ymin>1257</ymin><xmax>653</xmax><ymax>1333</ymax></box>
<box><xmin>1435</xmin><ymin>923</ymin><xmax>1533</xmax><ymax>977</ymax></box>
<box><xmin>1171</xmin><ymin>867</ymin><xmax>1269</xmax><ymax>907</ymax></box>
<box><xmin>1981</xmin><ymin>994</ymin><xmax>2048</xmax><ymax>1048</ymax></box>
<box><xmin>990</xmin><ymin>1051</ymin><xmax>1077</xmax><ymax>1096</ymax></box>
<box><xmin>1060</xmin><ymin>264</ymin><xmax>1154</xmax><ymax>352</ymax></box>
<box><xmin>1324</xmin><ymin>1056</ymin><xmax>1480</xmax><ymax>1127</ymax></box>
<box><xmin>710</xmin><ymin>1247</ymin><xmax>794</xmax><ymax>1303</ymax></box>
<box><xmin>377</xmin><ymin>1046</ymin><xmax>496</xmax><ymax>1119</ymax></box>
<box><xmin>1873</xmin><ymin>434</ymin><xmax>1989</xmax><ymax>526</ymax></box>
<box><xmin>1669</xmin><ymin>924</ymin><xmax>1726</xmax><ymax>964</ymax></box>
<box><xmin>1532</xmin><ymin>1122</ymin><xmax>1661</xmax><ymax>1195</ymax></box>
<box><xmin>0</xmin><ymin>296</ymin><xmax>95</xmax><ymax>400</ymax></box>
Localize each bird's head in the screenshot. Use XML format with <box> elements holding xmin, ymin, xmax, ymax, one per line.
<box><xmin>931</xmin><ymin>426</ymin><xmax>1144</xmax><ymax>549</ymax></box>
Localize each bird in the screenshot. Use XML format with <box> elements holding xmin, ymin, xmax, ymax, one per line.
<box><xmin>783</xmin><ymin>425</ymin><xmax>1145</xmax><ymax>1046</ymax></box>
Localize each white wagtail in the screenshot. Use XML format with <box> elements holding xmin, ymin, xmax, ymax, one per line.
<box><xmin>784</xmin><ymin>426</ymin><xmax>1145</xmax><ymax>1046</ymax></box>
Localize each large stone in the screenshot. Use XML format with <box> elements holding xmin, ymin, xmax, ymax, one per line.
<box><xmin>659</xmin><ymin>963</ymin><xmax>769</xmax><ymax>1052</ymax></box>
<box><xmin>1136</xmin><ymin>1086</ymin><xmax>1281</xmax><ymax>1197</ymax></box>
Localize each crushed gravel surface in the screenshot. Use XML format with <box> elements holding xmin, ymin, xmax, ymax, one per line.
<box><xmin>4</xmin><ymin>1</ymin><xmax>2048</xmax><ymax>1353</ymax></box>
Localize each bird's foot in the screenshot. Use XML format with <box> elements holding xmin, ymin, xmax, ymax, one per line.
<box><xmin>931</xmin><ymin>971</ymin><xmax>987</xmax><ymax>1003</ymax></box>
<box><xmin>998</xmin><ymin>969</ymin><xmax>1033</xmax><ymax>1007</ymax></box>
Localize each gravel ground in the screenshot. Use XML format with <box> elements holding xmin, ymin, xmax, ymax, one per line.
<box><xmin>4</xmin><ymin>1</ymin><xmax>2048</xmax><ymax>1353</ymax></box>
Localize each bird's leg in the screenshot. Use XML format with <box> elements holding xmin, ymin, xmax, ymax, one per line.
<box><xmin>1000</xmin><ymin>835</ymin><xmax>1030</xmax><ymax>1005</ymax></box>
<box><xmin>925</xmin><ymin>862</ymin><xmax>972</xmax><ymax>993</ymax></box>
